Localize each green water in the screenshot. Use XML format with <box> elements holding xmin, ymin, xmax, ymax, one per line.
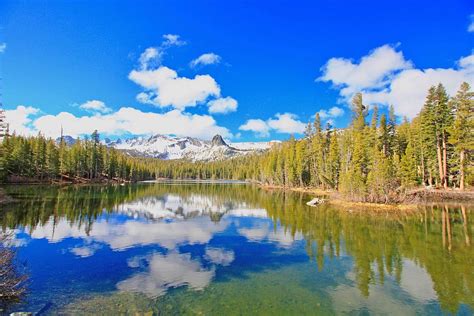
<box><xmin>1</xmin><ymin>182</ymin><xmax>473</xmax><ymax>315</ymax></box>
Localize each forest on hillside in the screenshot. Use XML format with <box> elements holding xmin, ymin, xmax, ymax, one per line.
<box><xmin>1</xmin><ymin>82</ymin><xmax>472</xmax><ymax>203</ymax></box>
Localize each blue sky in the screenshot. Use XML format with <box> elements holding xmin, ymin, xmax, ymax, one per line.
<box><xmin>0</xmin><ymin>0</ymin><xmax>473</xmax><ymax>141</ymax></box>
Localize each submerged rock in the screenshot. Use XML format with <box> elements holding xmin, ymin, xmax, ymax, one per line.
<box><xmin>306</xmin><ymin>197</ymin><xmax>326</xmax><ymax>207</ymax></box>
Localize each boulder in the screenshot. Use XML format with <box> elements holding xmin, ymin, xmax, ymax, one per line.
<box><xmin>306</xmin><ymin>197</ymin><xmax>326</xmax><ymax>207</ymax></box>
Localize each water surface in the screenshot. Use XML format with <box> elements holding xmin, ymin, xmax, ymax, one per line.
<box><xmin>1</xmin><ymin>183</ymin><xmax>473</xmax><ymax>315</ymax></box>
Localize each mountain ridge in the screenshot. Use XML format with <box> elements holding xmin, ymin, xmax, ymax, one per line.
<box><xmin>104</xmin><ymin>133</ymin><xmax>278</xmax><ymax>161</ymax></box>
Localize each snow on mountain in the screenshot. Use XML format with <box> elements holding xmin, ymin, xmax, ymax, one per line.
<box><xmin>106</xmin><ymin>134</ymin><xmax>278</xmax><ymax>161</ymax></box>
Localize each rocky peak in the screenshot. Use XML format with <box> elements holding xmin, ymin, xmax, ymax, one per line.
<box><xmin>211</xmin><ymin>134</ymin><xmax>228</xmax><ymax>147</ymax></box>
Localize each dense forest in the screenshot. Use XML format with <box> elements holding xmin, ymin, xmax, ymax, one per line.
<box><xmin>0</xmin><ymin>130</ymin><xmax>159</xmax><ymax>183</ymax></box>
<box><xmin>1</xmin><ymin>82</ymin><xmax>472</xmax><ymax>202</ymax></box>
<box><xmin>154</xmin><ymin>82</ymin><xmax>473</xmax><ymax>202</ymax></box>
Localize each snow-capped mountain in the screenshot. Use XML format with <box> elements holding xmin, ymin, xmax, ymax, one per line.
<box><xmin>106</xmin><ymin>134</ymin><xmax>279</xmax><ymax>161</ymax></box>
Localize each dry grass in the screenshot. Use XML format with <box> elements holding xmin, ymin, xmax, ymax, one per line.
<box><xmin>258</xmin><ymin>184</ymin><xmax>473</xmax><ymax>212</ymax></box>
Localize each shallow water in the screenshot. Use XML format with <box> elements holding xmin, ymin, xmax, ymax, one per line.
<box><xmin>1</xmin><ymin>182</ymin><xmax>473</xmax><ymax>315</ymax></box>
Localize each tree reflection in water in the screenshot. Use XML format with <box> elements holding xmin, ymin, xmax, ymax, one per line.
<box><xmin>1</xmin><ymin>183</ymin><xmax>472</xmax><ymax>313</ymax></box>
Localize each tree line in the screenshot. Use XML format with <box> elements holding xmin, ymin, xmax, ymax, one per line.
<box><xmin>1</xmin><ymin>82</ymin><xmax>472</xmax><ymax>202</ymax></box>
<box><xmin>153</xmin><ymin>82</ymin><xmax>473</xmax><ymax>202</ymax></box>
<box><xmin>0</xmin><ymin>130</ymin><xmax>159</xmax><ymax>183</ymax></box>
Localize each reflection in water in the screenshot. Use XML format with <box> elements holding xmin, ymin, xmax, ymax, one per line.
<box><xmin>1</xmin><ymin>183</ymin><xmax>473</xmax><ymax>314</ymax></box>
<box><xmin>117</xmin><ymin>252</ymin><xmax>215</xmax><ymax>298</ymax></box>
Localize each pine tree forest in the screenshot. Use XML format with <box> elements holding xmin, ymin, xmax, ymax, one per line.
<box><xmin>1</xmin><ymin>83</ymin><xmax>473</xmax><ymax>203</ymax></box>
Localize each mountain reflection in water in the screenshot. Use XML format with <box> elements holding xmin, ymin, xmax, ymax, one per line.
<box><xmin>1</xmin><ymin>183</ymin><xmax>472</xmax><ymax>315</ymax></box>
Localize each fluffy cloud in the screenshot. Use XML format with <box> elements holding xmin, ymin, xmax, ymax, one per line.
<box><xmin>132</xmin><ymin>37</ymin><xmax>237</xmax><ymax>112</ymax></box>
<box><xmin>0</xmin><ymin>42</ymin><xmax>6</xmax><ymax>53</ymax></box>
<box><xmin>318</xmin><ymin>106</ymin><xmax>344</xmax><ymax>119</ymax></box>
<box><xmin>130</xmin><ymin>66</ymin><xmax>221</xmax><ymax>110</ymax></box>
<box><xmin>5</xmin><ymin>105</ymin><xmax>39</xmax><ymax>136</ymax></box>
<box><xmin>7</xmin><ymin>105</ymin><xmax>230</xmax><ymax>139</ymax></box>
<box><xmin>239</xmin><ymin>113</ymin><xmax>305</xmax><ymax>137</ymax></box>
<box><xmin>239</xmin><ymin>119</ymin><xmax>270</xmax><ymax>137</ymax></box>
<box><xmin>319</xmin><ymin>44</ymin><xmax>474</xmax><ymax>118</ymax></box>
<box><xmin>79</xmin><ymin>100</ymin><xmax>112</xmax><ymax>113</ymax></box>
<box><xmin>363</xmin><ymin>59</ymin><xmax>474</xmax><ymax>118</ymax></box>
<box><xmin>318</xmin><ymin>44</ymin><xmax>412</xmax><ymax>98</ymax></box>
<box><xmin>267</xmin><ymin>113</ymin><xmax>306</xmax><ymax>134</ymax></box>
<box><xmin>207</xmin><ymin>97</ymin><xmax>237</xmax><ymax>114</ymax></box>
<box><xmin>190</xmin><ymin>53</ymin><xmax>221</xmax><ymax>68</ymax></box>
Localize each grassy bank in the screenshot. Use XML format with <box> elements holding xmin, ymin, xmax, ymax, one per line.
<box><xmin>259</xmin><ymin>184</ymin><xmax>474</xmax><ymax>210</ymax></box>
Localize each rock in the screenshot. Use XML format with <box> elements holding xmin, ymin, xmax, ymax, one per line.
<box><xmin>211</xmin><ymin>134</ymin><xmax>228</xmax><ymax>147</ymax></box>
<box><xmin>306</xmin><ymin>197</ymin><xmax>325</xmax><ymax>207</ymax></box>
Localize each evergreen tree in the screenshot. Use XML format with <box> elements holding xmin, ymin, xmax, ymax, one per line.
<box><xmin>448</xmin><ymin>82</ymin><xmax>473</xmax><ymax>189</ymax></box>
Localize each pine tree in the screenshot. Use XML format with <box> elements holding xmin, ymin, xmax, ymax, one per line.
<box><xmin>448</xmin><ymin>82</ymin><xmax>473</xmax><ymax>190</ymax></box>
<box><xmin>433</xmin><ymin>84</ymin><xmax>453</xmax><ymax>188</ymax></box>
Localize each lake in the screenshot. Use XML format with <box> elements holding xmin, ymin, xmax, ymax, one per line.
<box><xmin>1</xmin><ymin>182</ymin><xmax>473</xmax><ymax>315</ymax></box>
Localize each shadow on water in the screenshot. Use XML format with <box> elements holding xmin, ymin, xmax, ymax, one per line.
<box><xmin>0</xmin><ymin>183</ymin><xmax>473</xmax><ymax>314</ymax></box>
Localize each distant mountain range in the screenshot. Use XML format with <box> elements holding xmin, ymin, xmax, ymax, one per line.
<box><xmin>57</xmin><ymin>134</ymin><xmax>279</xmax><ymax>161</ymax></box>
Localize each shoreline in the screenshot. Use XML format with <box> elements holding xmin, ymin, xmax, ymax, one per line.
<box><xmin>258</xmin><ymin>184</ymin><xmax>474</xmax><ymax>211</ymax></box>
<box><xmin>0</xmin><ymin>188</ymin><xmax>14</xmax><ymax>204</ymax></box>
<box><xmin>2</xmin><ymin>179</ymin><xmax>473</xmax><ymax>209</ymax></box>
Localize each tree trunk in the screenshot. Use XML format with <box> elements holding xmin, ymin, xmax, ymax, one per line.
<box><xmin>445</xmin><ymin>206</ymin><xmax>452</xmax><ymax>251</ymax></box>
<box><xmin>437</xmin><ymin>139</ymin><xmax>443</xmax><ymax>188</ymax></box>
<box><xmin>420</xmin><ymin>151</ymin><xmax>425</xmax><ymax>186</ymax></box>
<box><xmin>442</xmin><ymin>136</ymin><xmax>448</xmax><ymax>189</ymax></box>
<box><xmin>461</xmin><ymin>205</ymin><xmax>470</xmax><ymax>246</ymax></box>
<box><xmin>460</xmin><ymin>150</ymin><xmax>465</xmax><ymax>190</ymax></box>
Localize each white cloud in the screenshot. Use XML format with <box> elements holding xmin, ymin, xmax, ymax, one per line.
<box><xmin>5</xmin><ymin>105</ymin><xmax>39</xmax><ymax>136</ymax></box>
<box><xmin>207</xmin><ymin>97</ymin><xmax>238</xmax><ymax>114</ymax></box>
<box><xmin>129</xmin><ymin>66</ymin><xmax>221</xmax><ymax>110</ymax></box>
<box><xmin>79</xmin><ymin>100</ymin><xmax>112</xmax><ymax>113</ymax></box>
<box><xmin>139</xmin><ymin>47</ymin><xmax>162</xmax><ymax>70</ymax></box>
<box><xmin>459</xmin><ymin>54</ymin><xmax>474</xmax><ymax>69</ymax></box>
<box><xmin>6</xmin><ymin>105</ymin><xmax>230</xmax><ymax>139</ymax></box>
<box><xmin>137</xmin><ymin>34</ymin><xmax>186</xmax><ymax>70</ymax></box>
<box><xmin>268</xmin><ymin>113</ymin><xmax>306</xmax><ymax>134</ymax></box>
<box><xmin>190</xmin><ymin>53</ymin><xmax>222</xmax><ymax>68</ymax></box>
<box><xmin>468</xmin><ymin>14</ymin><xmax>474</xmax><ymax>32</ymax></box>
<box><xmin>162</xmin><ymin>34</ymin><xmax>186</xmax><ymax>47</ymax></box>
<box><xmin>318</xmin><ymin>106</ymin><xmax>344</xmax><ymax>119</ymax></box>
<box><xmin>318</xmin><ymin>44</ymin><xmax>412</xmax><ymax>98</ymax></box>
<box><xmin>239</xmin><ymin>113</ymin><xmax>306</xmax><ymax>137</ymax></box>
<box><xmin>239</xmin><ymin>119</ymin><xmax>270</xmax><ymax>137</ymax></box>
<box><xmin>132</xmin><ymin>37</ymin><xmax>230</xmax><ymax>112</ymax></box>
<box><xmin>319</xmin><ymin>44</ymin><xmax>474</xmax><ymax>118</ymax></box>
<box><xmin>0</xmin><ymin>42</ymin><xmax>6</xmax><ymax>53</ymax></box>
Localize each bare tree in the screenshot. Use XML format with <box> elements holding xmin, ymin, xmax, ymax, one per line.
<box><xmin>0</xmin><ymin>233</ymin><xmax>27</xmax><ymax>310</ymax></box>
